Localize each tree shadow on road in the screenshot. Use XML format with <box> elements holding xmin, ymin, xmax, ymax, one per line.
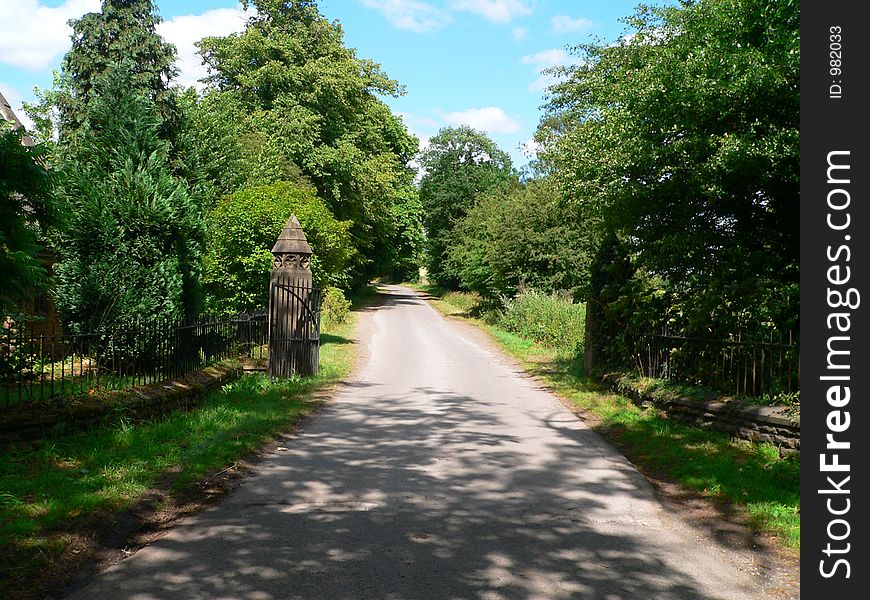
<box><xmin>66</xmin><ymin>379</ymin><xmax>765</xmax><ymax>600</ymax></box>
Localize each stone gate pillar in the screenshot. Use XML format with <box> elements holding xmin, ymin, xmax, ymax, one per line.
<box><xmin>268</xmin><ymin>215</ymin><xmax>320</xmax><ymax>377</ymax></box>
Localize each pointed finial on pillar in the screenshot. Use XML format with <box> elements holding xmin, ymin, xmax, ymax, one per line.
<box><xmin>271</xmin><ymin>214</ymin><xmax>313</xmax><ymax>275</ymax></box>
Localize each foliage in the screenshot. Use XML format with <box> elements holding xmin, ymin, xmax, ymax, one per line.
<box><xmin>491</xmin><ymin>288</ymin><xmax>586</xmax><ymax>353</ymax></box>
<box><xmin>176</xmin><ymin>88</ymin><xmax>312</xmax><ymax>209</ymax></box>
<box><xmin>204</xmin><ymin>181</ymin><xmax>354</xmax><ymax>315</ymax></box>
<box><xmin>533</xmin><ymin>0</ymin><xmax>801</xmax><ymax>392</ymax></box>
<box><xmin>379</xmin><ymin>187</ymin><xmax>425</xmax><ymax>282</ymax></box>
<box><xmin>0</xmin><ymin>125</ymin><xmax>54</xmax><ymax>310</ymax></box>
<box><xmin>0</xmin><ymin>316</ymin><xmax>25</xmax><ymax>382</ymax></box>
<box><xmin>447</xmin><ymin>177</ymin><xmax>588</xmax><ymax>301</ymax></box>
<box><xmin>537</xmin><ymin>0</ymin><xmax>799</xmax><ymax>340</ymax></box>
<box><xmin>585</xmin><ymin>235</ymin><xmax>670</xmax><ymax>370</ymax></box>
<box><xmin>320</xmin><ymin>287</ymin><xmax>351</xmax><ymax>328</ymax></box>
<box><xmin>418</xmin><ymin>126</ymin><xmax>515</xmax><ymax>288</ymax></box>
<box><xmin>196</xmin><ymin>0</ymin><xmax>421</xmax><ymax>286</ymax></box>
<box><xmin>51</xmin><ymin>66</ymin><xmax>204</xmax><ymax>333</ymax></box>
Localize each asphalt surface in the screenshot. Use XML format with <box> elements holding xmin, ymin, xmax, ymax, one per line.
<box><xmin>67</xmin><ymin>285</ymin><xmax>771</xmax><ymax>600</ymax></box>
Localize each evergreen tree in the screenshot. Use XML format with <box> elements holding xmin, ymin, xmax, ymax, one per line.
<box><xmin>52</xmin><ymin>66</ymin><xmax>203</xmax><ymax>332</ymax></box>
<box><xmin>57</xmin><ymin>0</ymin><xmax>179</xmax><ymax>144</ymax></box>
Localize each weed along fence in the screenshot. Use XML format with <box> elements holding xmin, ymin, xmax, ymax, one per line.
<box><xmin>1</xmin><ymin>313</ymin><xmax>268</xmax><ymax>405</ymax></box>
<box><xmin>1</xmin><ymin>214</ymin><xmax>324</xmax><ymax>406</ymax></box>
<box><xmin>628</xmin><ymin>328</ymin><xmax>799</xmax><ymax>398</ymax></box>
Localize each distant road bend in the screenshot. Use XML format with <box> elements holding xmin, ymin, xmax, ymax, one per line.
<box><xmin>69</xmin><ymin>284</ymin><xmax>779</xmax><ymax>600</ymax></box>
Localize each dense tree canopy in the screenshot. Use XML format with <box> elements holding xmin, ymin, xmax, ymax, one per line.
<box><xmin>537</xmin><ymin>0</ymin><xmax>799</xmax><ymax>335</ymax></box>
<box><xmin>418</xmin><ymin>126</ymin><xmax>515</xmax><ymax>288</ymax></box>
<box><xmin>29</xmin><ymin>0</ymin><xmax>180</xmax><ymax>148</ymax></box>
<box><xmin>194</xmin><ymin>0</ymin><xmax>421</xmax><ymax>287</ymax></box>
<box><xmin>447</xmin><ymin>178</ymin><xmax>588</xmax><ymax>302</ymax></box>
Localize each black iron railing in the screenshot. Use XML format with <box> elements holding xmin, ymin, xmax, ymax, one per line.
<box><xmin>628</xmin><ymin>328</ymin><xmax>799</xmax><ymax>398</ymax></box>
<box><xmin>1</xmin><ymin>312</ymin><xmax>268</xmax><ymax>405</ymax></box>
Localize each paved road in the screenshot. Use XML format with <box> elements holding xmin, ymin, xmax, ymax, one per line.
<box><xmin>68</xmin><ymin>285</ymin><xmax>771</xmax><ymax>600</ymax></box>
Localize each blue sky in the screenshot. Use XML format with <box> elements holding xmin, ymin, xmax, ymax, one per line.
<box><xmin>0</xmin><ymin>0</ymin><xmax>662</xmax><ymax>166</ymax></box>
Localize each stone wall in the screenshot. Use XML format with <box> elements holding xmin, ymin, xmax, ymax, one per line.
<box><xmin>604</xmin><ymin>374</ymin><xmax>800</xmax><ymax>457</ymax></box>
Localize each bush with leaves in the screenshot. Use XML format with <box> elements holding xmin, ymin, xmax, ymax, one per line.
<box><xmin>493</xmin><ymin>288</ymin><xmax>586</xmax><ymax>353</ymax></box>
<box><xmin>448</xmin><ymin>177</ymin><xmax>588</xmax><ymax>302</ymax></box>
<box><xmin>320</xmin><ymin>287</ymin><xmax>351</xmax><ymax>329</ymax></box>
<box><xmin>204</xmin><ymin>182</ymin><xmax>354</xmax><ymax>315</ymax></box>
<box><xmin>0</xmin><ymin>125</ymin><xmax>54</xmax><ymax>311</ymax></box>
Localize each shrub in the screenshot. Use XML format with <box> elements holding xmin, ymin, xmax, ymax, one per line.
<box><xmin>320</xmin><ymin>287</ymin><xmax>351</xmax><ymax>329</ymax></box>
<box><xmin>494</xmin><ymin>288</ymin><xmax>586</xmax><ymax>353</ymax></box>
<box><xmin>0</xmin><ymin>316</ymin><xmax>25</xmax><ymax>382</ymax></box>
<box><xmin>448</xmin><ymin>178</ymin><xmax>589</xmax><ymax>301</ymax></box>
<box><xmin>0</xmin><ymin>126</ymin><xmax>54</xmax><ymax>311</ymax></box>
<box><xmin>204</xmin><ymin>182</ymin><xmax>355</xmax><ymax>315</ymax></box>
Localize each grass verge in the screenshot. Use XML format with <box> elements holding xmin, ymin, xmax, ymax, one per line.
<box><xmin>0</xmin><ymin>299</ymin><xmax>365</xmax><ymax>599</ymax></box>
<box><xmin>411</xmin><ymin>283</ymin><xmax>800</xmax><ymax>550</ymax></box>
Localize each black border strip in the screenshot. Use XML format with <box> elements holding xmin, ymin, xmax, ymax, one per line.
<box><xmin>801</xmin><ymin>0</ymin><xmax>869</xmax><ymax>595</ymax></box>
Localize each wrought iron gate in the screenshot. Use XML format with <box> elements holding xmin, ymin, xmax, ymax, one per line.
<box><xmin>268</xmin><ymin>275</ymin><xmax>321</xmax><ymax>378</ymax></box>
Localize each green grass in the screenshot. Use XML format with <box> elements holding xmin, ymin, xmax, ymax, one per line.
<box><xmin>0</xmin><ymin>307</ymin><xmax>362</xmax><ymax>596</ymax></box>
<box><xmin>412</xmin><ymin>284</ymin><xmax>800</xmax><ymax>550</ymax></box>
<box><xmin>615</xmin><ymin>373</ymin><xmax>801</xmax><ymax>415</ymax></box>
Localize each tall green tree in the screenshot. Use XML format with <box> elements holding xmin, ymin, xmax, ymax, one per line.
<box><xmin>418</xmin><ymin>126</ymin><xmax>515</xmax><ymax>288</ymax></box>
<box><xmin>196</xmin><ymin>0</ymin><xmax>421</xmax><ymax>286</ymax></box>
<box><xmin>57</xmin><ymin>0</ymin><xmax>179</xmax><ymax>144</ymax></box>
<box><xmin>52</xmin><ymin>66</ymin><xmax>203</xmax><ymax>332</ymax></box>
<box><xmin>0</xmin><ymin>126</ymin><xmax>54</xmax><ymax>311</ymax></box>
<box><xmin>176</xmin><ymin>88</ymin><xmax>313</xmax><ymax>210</ymax></box>
<box><xmin>538</xmin><ymin>0</ymin><xmax>799</xmax><ymax>335</ymax></box>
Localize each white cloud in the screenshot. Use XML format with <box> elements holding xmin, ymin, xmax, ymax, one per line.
<box><xmin>521</xmin><ymin>47</ymin><xmax>580</xmax><ymax>92</ymax></box>
<box><xmin>521</xmin><ymin>48</ymin><xmax>571</xmax><ymax>67</ymax></box>
<box><xmin>512</xmin><ymin>26</ymin><xmax>528</xmax><ymax>41</ymax></box>
<box><xmin>551</xmin><ymin>15</ymin><xmax>594</xmax><ymax>34</ymax></box>
<box><xmin>520</xmin><ymin>136</ymin><xmax>541</xmax><ymax>158</ymax></box>
<box><xmin>448</xmin><ymin>0</ymin><xmax>533</xmax><ymax>24</ymax></box>
<box><xmin>442</xmin><ymin>106</ymin><xmax>521</xmax><ymax>134</ymax></box>
<box><xmin>397</xmin><ymin>111</ymin><xmax>441</xmax><ymax>132</ymax></box>
<box><xmin>0</xmin><ymin>0</ymin><xmax>100</xmax><ymax>70</ymax></box>
<box><xmin>528</xmin><ymin>73</ymin><xmax>558</xmax><ymax>92</ymax></box>
<box><xmin>157</xmin><ymin>7</ymin><xmax>252</xmax><ymax>89</ymax></box>
<box><xmin>361</xmin><ymin>0</ymin><xmax>451</xmax><ymax>32</ymax></box>
<box><xmin>0</xmin><ymin>83</ymin><xmax>35</xmax><ymax>131</ymax></box>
